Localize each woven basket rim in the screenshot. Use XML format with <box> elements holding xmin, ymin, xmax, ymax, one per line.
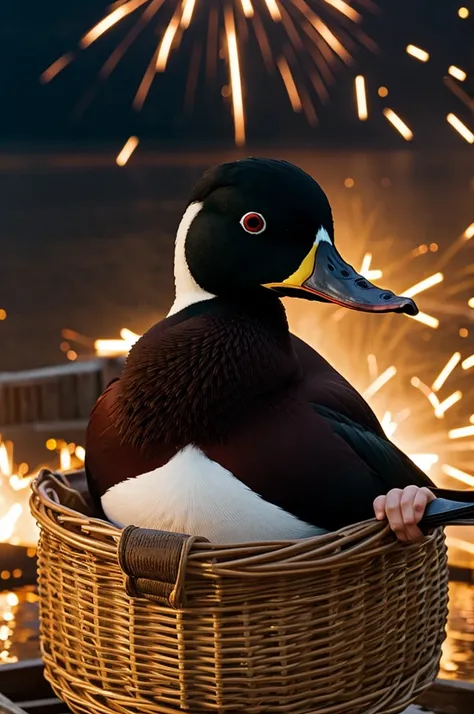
<box><xmin>29</xmin><ymin>467</ymin><xmax>443</xmax><ymax>576</ymax></box>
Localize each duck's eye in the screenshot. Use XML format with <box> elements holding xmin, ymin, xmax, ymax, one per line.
<box><xmin>240</xmin><ymin>212</ymin><xmax>266</xmax><ymax>234</ymax></box>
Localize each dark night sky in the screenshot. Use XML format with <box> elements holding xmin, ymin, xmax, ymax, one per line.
<box><xmin>2</xmin><ymin>1</ymin><xmax>473</xmax><ymax>148</ymax></box>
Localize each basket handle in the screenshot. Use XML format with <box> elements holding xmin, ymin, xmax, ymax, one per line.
<box><xmin>118</xmin><ymin>525</ymin><xmax>208</xmax><ymax>609</ymax></box>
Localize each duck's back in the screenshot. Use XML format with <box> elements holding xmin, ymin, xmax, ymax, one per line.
<box><xmin>290</xmin><ymin>334</ymin><xmax>385</xmax><ymax>436</ymax></box>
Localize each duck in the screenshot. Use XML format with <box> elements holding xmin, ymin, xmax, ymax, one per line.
<box><xmin>85</xmin><ymin>157</ymin><xmax>438</xmax><ymax>543</ymax></box>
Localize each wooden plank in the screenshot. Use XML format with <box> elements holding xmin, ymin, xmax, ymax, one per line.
<box><xmin>0</xmin><ymin>661</ymin><xmax>51</xmax><ymax>702</ymax></box>
<box><xmin>417</xmin><ymin>678</ymin><xmax>474</xmax><ymax>714</ymax></box>
<box><xmin>0</xmin><ymin>693</ymin><xmax>28</xmax><ymax>714</ymax></box>
<box><xmin>16</xmin><ymin>699</ymin><xmax>68</xmax><ymax>714</ymax></box>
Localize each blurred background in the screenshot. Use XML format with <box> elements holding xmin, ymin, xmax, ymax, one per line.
<box><xmin>0</xmin><ymin>0</ymin><xmax>473</xmax><ymax>687</ymax></box>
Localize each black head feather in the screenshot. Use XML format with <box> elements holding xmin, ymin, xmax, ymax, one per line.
<box><xmin>184</xmin><ymin>158</ymin><xmax>334</xmax><ymax>298</ymax></box>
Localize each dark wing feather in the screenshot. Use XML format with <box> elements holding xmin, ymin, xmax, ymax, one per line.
<box><xmin>311</xmin><ymin>403</ymin><xmax>435</xmax><ymax>490</ymax></box>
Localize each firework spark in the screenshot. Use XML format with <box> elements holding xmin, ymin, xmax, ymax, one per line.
<box><xmin>447</xmin><ymin>113</ymin><xmax>474</xmax><ymax>144</ymax></box>
<box><xmin>382</xmin><ymin>108</ymin><xmax>413</xmax><ymax>141</ymax></box>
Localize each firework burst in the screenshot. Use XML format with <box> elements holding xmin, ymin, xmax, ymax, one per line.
<box><xmin>40</xmin><ymin>2</ymin><xmax>473</xmax><ymax>155</ymax></box>
<box><xmin>40</xmin><ymin>0</ymin><xmax>378</xmax><ymax>156</ymax></box>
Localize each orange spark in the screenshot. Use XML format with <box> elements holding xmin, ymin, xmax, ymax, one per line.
<box><xmin>181</xmin><ymin>0</ymin><xmax>197</xmax><ymax>29</ymax></box>
<box><xmin>240</xmin><ymin>0</ymin><xmax>254</xmax><ymax>18</ymax></box>
<box><xmin>156</xmin><ymin>15</ymin><xmax>180</xmax><ymax>71</ymax></box>
<box><xmin>383</xmin><ymin>109</ymin><xmax>413</xmax><ymax>141</ymax></box>
<box><xmin>355</xmin><ymin>75</ymin><xmax>368</xmax><ymax>120</ymax></box>
<box><xmin>277</xmin><ymin>57</ymin><xmax>303</xmax><ymax>112</ymax></box>
<box><xmin>224</xmin><ymin>7</ymin><xmax>246</xmax><ymax>147</ymax></box>
<box><xmin>80</xmin><ymin>0</ymin><xmax>149</xmax><ymax>49</ymax></box>
<box><xmin>447</xmin><ymin>114</ymin><xmax>474</xmax><ymax>144</ymax></box>
<box><xmin>432</xmin><ymin>352</ymin><xmax>461</xmax><ymax>392</ymax></box>
<box><xmin>406</xmin><ymin>45</ymin><xmax>430</xmax><ymax>62</ymax></box>
<box><xmin>40</xmin><ymin>54</ymin><xmax>74</xmax><ymax>84</ymax></box>
<box><xmin>116</xmin><ymin>136</ymin><xmax>139</xmax><ymax>166</ymax></box>
<box><xmin>323</xmin><ymin>0</ymin><xmax>361</xmax><ymax>22</ymax></box>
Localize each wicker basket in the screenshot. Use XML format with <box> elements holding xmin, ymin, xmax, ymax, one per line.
<box><xmin>30</xmin><ymin>468</ymin><xmax>449</xmax><ymax>714</ymax></box>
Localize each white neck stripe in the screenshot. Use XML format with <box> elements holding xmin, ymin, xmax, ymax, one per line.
<box><xmin>168</xmin><ymin>202</ymin><xmax>216</xmax><ymax>317</ymax></box>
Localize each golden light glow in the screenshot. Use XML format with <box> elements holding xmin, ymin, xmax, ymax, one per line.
<box><xmin>277</xmin><ymin>57</ymin><xmax>303</xmax><ymax>112</ymax></box>
<box><xmin>323</xmin><ymin>0</ymin><xmax>361</xmax><ymax>22</ymax></box>
<box><xmin>359</xmin><ymin>253</ymin><xmax>382</xmax><ymax>281</ymax></box>
<box><xmin>410</xmin><ymin>453</ymin><xmax>439</xmax><ymax>473</ymax></box>
<box><xmin>264</xmin><ymin>0</ymin><xmax>282</xmax><ymax>21</ymax></box>
<box><xmin>458</xmin><ymin>7</ymin><xmax>469</xmax><ymax>19</ymax></box>
<box><xmin>383</xmin><ymin>108</ymin><xmax>413</xmax><ymax>141</ymax></box>
<box><xmin>378</xmin><ymin>86</ymin><xmax>388</xmax><ymax>98</ymax></box>
<box><xmin>355</xmin><ymin>75</ymin><xmax>368</xmax><ymax>121</ymax></box>
<box><xmin>448</xmin><ymin>66</ymin><xmax>467</xmax><ymax>82</ymax></box>
<box><xmin>224</xmin><ymin>7</ymin><xmax>246</xmax><ymax>147</ymax></box>
<box><xmin>156</xmin><ymin>14</ymin><xmax>180</xmax><ymax>71</ymax></box>
<box><xmin>435</xmin><ymin>391</ymin><xmax>462</xmax><ymax>418</ymax></box>
<box><xmin>80</xmin><ymin>0</ymin><xmax>149</xmax><ymax>48</ymax></box>
<box><xmin>94</xmin><ymin>328</ymin><xmax>140</xmax><ymax>356</ymax></box>
<box><xmin>180</xmin><ymin>0</ymin><xmax>197</xmax><ymax>29</ymax></box>
<box><xmin>411</xmin><ymin>377</ymin><xmax>440</xmax><ymax>411</ymax></box>
<box><xmin>362</xmin><ymin>366</ymin><xmax>397</xmax><ymax>399</ymax></box>
<box><xmin>240</xmin><ymin>0</ymin><xmax>254</xmax><ymax>18</ymax></box>
<box><xmin>116</xmin><ymin>136</ymin><xmax>139</xmax><ymax>166</ymax></box>
<box><xmin>432</xmin><ymin>352</ymin><xmax>461</xmax><ymax>392</ymax></box>
<box><xmin>406</xmin><ymin>45</ymin><xmax>430</xmax><ymax>62</ymax></box>
<box><xmin>401</xmin><ymin>272</ymin><xmax>443</xmax><ymax>299</ymax></box>
<box><xmin>75</xmin><ymin>446</ymin><xmax>86</xmax><ymax>462</ymax></box>
<box><xmin>296</xmin><ymin>0</ymin><xmax>351</xmax><ymax>62</ymax></box>
<box><xmin>0</xmin><ymin>505</ymin><xmax>22</xmax><ymax>543</ymax></box>
<box><xmin>464</xmin><ymin>224</ymin><xmax>474</xmax><ymax>239</ymax></box>
<box><xmin>448</xmin><ymin>425</ymin><xmax>474</xmax><ymax>440</ymax></box>
<box><xmin>407</xmin><ymin>312</ymin><xmax>439</xmax><ymax>329</ymax></box>
<box><xmin>40</xmin><ymin>54</ymin><xmax>74</xmax><ymax>84</ymax></box>
<box><xmin>468</xmin><ymin>298</ymin><xmax>474</xmax><ymax>308</ymax></box>
<box><xmin>462</xmin><ymin>355</ymin><xmax>474</xmax><ymax>370</ymax></box>
<box><xmin>441</xmin><ymin>464</ymin><xmax>474</xmax><ymax>487</ymax></box>
<box><xmin>367</xmin><ymin>354</ymin><xmax>378</xmax><ymax>380</ymax></box>
<box><xmin>5</xmin><ymin>593</ymin><xmax>18</xmax><ymax>608</ymax></box>
<box><xmin>0</xmin><ymin>444</ymin><xmax>10</xmax><ymax>476</ymax></box>
<box><xmin>447</xmin><ymin>113</ymin><xmax>474</xmax><ymax>144</ymax></box>
<box><xmin>60</xmin><ymin>447</ymin><xmax>71</xmax><ymax>471</ymax></box>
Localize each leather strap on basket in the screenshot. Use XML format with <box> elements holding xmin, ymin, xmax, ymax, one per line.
<box><xmin>118</xmin><ymin>526</ymin><xmax>207</xmax><ymax>609</ymax></box>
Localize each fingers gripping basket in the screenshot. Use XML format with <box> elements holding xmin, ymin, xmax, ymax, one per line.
<box><xmin>30</xmin><ymin>469</ymin><xmax>449</xmax><ymax>714</ymax></box>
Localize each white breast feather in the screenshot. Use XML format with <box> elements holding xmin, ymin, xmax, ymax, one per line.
<box><xmin>101</xmin><ymin>445</ymin><xmax>325</xmax><ymax>543</ymax></box>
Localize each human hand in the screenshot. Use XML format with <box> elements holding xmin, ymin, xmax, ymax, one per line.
<box><xmin>373</xmin><ymin>486</ymin><xmax>436</xmax><ymax>543</ymax></box>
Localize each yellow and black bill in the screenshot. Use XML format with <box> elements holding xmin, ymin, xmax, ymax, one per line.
<box><xmin>266</xmin><ymin>239</ymin><xmax>418</xmax><ymax>316</ymax></box>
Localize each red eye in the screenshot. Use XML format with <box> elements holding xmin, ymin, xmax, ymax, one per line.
<box><xmin>240</xmin><ymin>212</ymin><xmax>266</xmax><ymax>234</ymax></box>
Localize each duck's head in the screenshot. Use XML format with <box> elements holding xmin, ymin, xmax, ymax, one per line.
<box><xmin>170</xmin><ymin>157</ymin><xmax>418</xmax><ymax>317</ymax></box>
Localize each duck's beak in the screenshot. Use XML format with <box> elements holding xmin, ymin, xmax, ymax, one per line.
<box><xmin>267</xmin><ymin>239</ymin><xmax>419</xmax><ymax>315</ymax></box>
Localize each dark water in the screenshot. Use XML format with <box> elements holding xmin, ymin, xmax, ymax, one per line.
<box><xmin>0</xmin><ymin>148</ymin><xmax>473</xmax><ymax>372</ymax></box>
